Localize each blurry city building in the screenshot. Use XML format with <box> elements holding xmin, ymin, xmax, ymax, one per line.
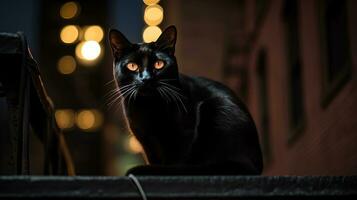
<box><xmin>164</xmin><ymin>0</ymin><xmax>357</xmax><ymax>175</ymax></box>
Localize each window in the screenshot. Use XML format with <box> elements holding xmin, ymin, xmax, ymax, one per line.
<box><xmin>319</xmin><ymin>0</ymin><xmax>351</xmax><ymax>107</ymax></box>
<box><xmin>282</xmin><ymin>0</ymin><xmax>305</xmax><ymax>142</ymax></box>
<box><xmin>257</xmin><ymin>48</ymin><xmax>271</xmax><ymax>163</ymax></box>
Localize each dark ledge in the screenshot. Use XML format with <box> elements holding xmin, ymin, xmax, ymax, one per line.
<box><xmin>0</xmin><ymin>176</ymin><xmax>356</xmax><ymax>199</ymax></box>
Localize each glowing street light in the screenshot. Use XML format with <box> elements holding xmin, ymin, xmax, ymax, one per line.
<box><xmin>143</xmin><ymin>0</ymin><xmax>160</xmax><ymax>6</ymax></box>
<box><xmin>57</xmin><ymin>55</ymin><xmax>76</xmax><ymax>74</ymax></box>
<box><xmin>76</xmin><ymin>109</ymin><xmax>103</xmax><ymax>131</ymax></box>
<box><xmin>55</xmin><ymin>109</ymin><xmax>75</xmax><ymax>129</ymax></box>
<box><xmin>60</xmin><ymin>25</ymin><xmax>79</xmax><ymax>44</ymax></box>
<box><xmin>143</xmin><ymin>26</ymin><xmax>162</xmax><ymax>43</ymax></box>
<box><xmin>60</xmin><ymin>1</ymin><xmax>80</xmax><ymax>19</ymax></box>
<box><xmin>144</xmin><ymin>4</ymin><xmax>164</xmax><ymax>26</ymax></box>
<box><xmin>84</xmin><ymin>25</ymin><xmax>104</xmax><ymax>42</ymax></box>
<box><xmin>75</xmin><ymin>40</ymin><xmax>102</xmax><ymax>64</ymax></box>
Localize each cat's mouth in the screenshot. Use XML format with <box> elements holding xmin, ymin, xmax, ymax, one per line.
<box><xmin>137</xmin><ymin>84</ymin><xmax>159</xmax><ymax>97</ymax></box>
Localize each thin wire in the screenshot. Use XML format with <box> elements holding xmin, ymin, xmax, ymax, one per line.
<box><xmin>128</xmin><ymin>174</ymin><xmax>147</xmax><ymax>200</ymax></box>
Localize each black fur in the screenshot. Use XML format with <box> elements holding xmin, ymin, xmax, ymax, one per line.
<box><xmin>109</xmin><ymin>26</ymin><xmax>263</xmax><ymax>175</ymax></box>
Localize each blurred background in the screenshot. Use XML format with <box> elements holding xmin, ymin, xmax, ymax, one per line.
<box><xmin>0</xmin><ymin>0</ymin><xmax>356</xmax><ymax>176</ymax></box>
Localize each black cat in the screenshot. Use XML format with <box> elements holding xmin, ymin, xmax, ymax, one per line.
<box><xmin>108</xmin><ymin>26</ymin><xmax>263</xmax><ymax>175</ymax></box>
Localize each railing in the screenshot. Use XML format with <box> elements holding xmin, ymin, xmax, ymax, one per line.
<box><xmin>0</xmin><ymin>176</ymin><xmax>356</xmax><ymax>199</ymax></box>
<box><xmin>0</xmin><ymin>32</ymin><xmax>74</xmax><ymax>175</ymax></box>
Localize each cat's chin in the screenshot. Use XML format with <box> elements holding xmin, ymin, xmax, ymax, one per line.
<box><xmin>136</xmin><ymin>87</ymin><xmax>158</xmax><ymax>97</ymax></box>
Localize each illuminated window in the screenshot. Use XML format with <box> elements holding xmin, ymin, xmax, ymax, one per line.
<box><xmin>60</xmin><ymin>1</ymin><xmax>80</xmax><ymax>19</ymax></box>
<box><xmin>55</xmin><ymin>109</ymin><xmax>75</xmax><ymax>129</ymax></box>
<box><xmin>76</xmin><ymin>109</ymin><xmax>103</xmax><ymax>131</ymax></box>
<box><xmin>60</xmin><ymin>25</ymin><xmax>80</xmax><ymax>44</ymax></box>
<box><xmin>58</xmin><ymin>55</ymin><xmax>76</xmax><ymax>75</ymax></box>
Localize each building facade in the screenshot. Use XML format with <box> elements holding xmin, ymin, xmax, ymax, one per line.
<box><xmin>166</xmin><ymin>0</ymin><xmax>357</xmax><ymax>175</ymax></box>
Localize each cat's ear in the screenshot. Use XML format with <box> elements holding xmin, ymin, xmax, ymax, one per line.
<box><xmin>109</xmin><ymin>29</ymin><xmax>132</xmax><ymax>58</ymax></box>
<box><xmin>155</xmin><ymin>25</ymin><xmax>177</xmax><ymax>55</ymax></box>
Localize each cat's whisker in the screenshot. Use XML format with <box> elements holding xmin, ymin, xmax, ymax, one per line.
<box><xmin>161</xmin><ymin>84</ymin><xmax>187</xmax><ymax>99</ymax></box>
<box><xmin>106</xmin><ymin>85</ymin><xmax>137</xmax><ymax>108</ymax></box>
<box><xmin>162</xmin><ymin>86</ymin><xmax>187</xmax><ymax>113</ymax></box>
<box><xmin>113</xmin><ymin>87</ymin><xmax>137</xmax><ymax>113</ymax></box>
<box><xmin>104</xmin><ymin>88</ymin><xmax>120</xmax><ymax>98</ymax></box>
<box><xmin>127</xmin><ymin>87</ymin><xmax>138</xmax><ymax>107</ymax></box>
<box><xmin>104</xmin><ymin>83</ymin><xmax>135</xmax><ymax>99</ymax></box>
<box><xmin>117</xmin><ymin>83</ymin><xmax>138</xmax><ymax>92</ymax></box>
<box><xmin>161</xmin><ymin>87</ymin><xmax>180</xmax><ymax>111</ymax></box>
<box><xmin>159</xmin><ymin>81</ymin><xmax>182</xmax><ymax>92</ymax></box>
<box><xmin>134</xmin><ymin>90</ymin><xmax>139</xmax><ymax>101</ymax></box>
<box><xmin>162</xmin><ymin>86</ymin><xmax>186</xmax><ymax>113</ymax></box>
<box><xmin>104</xmin><ymin>79</ymin><xmax>116</xmax><ymax>86</ymax></box>
<box><xmin>157</xmin><ymin>87</ymin><xmax>169</xmax><ymax>103</ymax></box>
<box><xmin>105</xmin><ymin>86</ymin><xmax>133</xmax><ymax>104</ymax></box>
<box><xmin>171</xmin><ymin>92</ymin><xmax>187</xmax><ymax>113</ymax></box>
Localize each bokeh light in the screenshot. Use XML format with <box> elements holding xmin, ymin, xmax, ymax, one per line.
<box><xmin>60</xmin><ymin>25</ymin><xmax>79</xmax><ymax>44</ymax></box>
<box><xmin>128</xmin><ymin>136</ymin><xmax>143</xmax><ymax>154</ymax></box>
<box><xmin>55</xmin><ymin>109</ymin><xmax>75</xmax><ymax>129</ymax></box>
<box><xmin>143</xmin><ymin>0</ymin><xmax>160</xmax><ymax>6</ymax></box>
<box><xmin>144</xmin><ymin>4</ymin><xmax>164</xmax><ymax>26</ymax></box>
<box><xmin>81</xmin><ymin>41</ymin><xmax>101</xmax><ymax>60</ymax></box>
<box><xmin>76</xmin><ymin>109</ymin><xmax>103</xmax><ymax>131</ymax></box>
<box><xmin>84</xmin><ymin>25</ymin><xmax>104</xmax><ymax>42</ymax></box>
<box><xmin>75</xmin><ymin>41</ymin><xmax>101</xmax><ymax>62</ymax></box>
<box><xmin>57</xmin><ymin>55</ymin><xmax>76</xmax><ymax>74</ymax></box>
<box><xmin>143</xmin><ymin>26</ymin><xmax>162</xmax><ymax>43</ymax></box>
<box><xmin>60</xmin><ymin>1</ymin><xmax>80</xmax><ymax>19</ymax></box>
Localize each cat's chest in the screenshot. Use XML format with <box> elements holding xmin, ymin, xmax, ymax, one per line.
<box><xmin>127</xmin><ymin>100</ymin><xmax>177</xmax><ymax>122</ymax></box>
<box><xmin>125</xmin><ymin>98</ymin><xmax>195</xmax><ymax>131</ymax></box>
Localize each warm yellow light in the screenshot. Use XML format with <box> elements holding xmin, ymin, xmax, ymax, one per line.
<box><xmin>81</xmin><ymin>41</ymin><xmax>101</xmax><ymax>60</ymax></box>
<box><xmin>128</xmin><ymin>136</ymin><xmax>143</xmax><ymax>154</ymax></box>
<box><xmin>84</xmin><ymin>26</ymin><xmax>104</xmax><ymax>42</ymax></box>
<box><xmin>60</xmin><ymin>25</ymin><xmax>79</xmax><ymax>44</ymax></box>
<box><xmin>76</xmin><ymin>109</ymin><xmax>103</xmax><ymax>131</ymax></box>
<box><xmin>76</xmin><ymin>110</ymin><xmax>95</xmax><ymax>130</ymax></box>
<box><xmin>75</xmin><ymin>41</ymin><xmax>101</xmax><ymax>61</ymax></box>
<box><xmin>55</xmin><ymin>109</ymin><xmax>75</xmax><ymax>129</ymax></box>
<box><xmin>143</xmin><ymin>26</ymin><xmax>162</xmax><ymax>43</ymax></box>
<box><xmin>60</xmin><ymin>1</ymin><xmax>80</xmax><ymax>19</ymax></box>
<box><xmin>143</xmin><ymin>0</ymin><xmax>160</xmax><ymax>6</ymax></box>
<box><xmin>144</xmin><ymin>4</ymin><xmax>164</xmax><ymax>26</ymax></box>
<box><xmin>57</xmin><ymin>55</ymin><xmax>76</xmax><ymax>74</ymax></box>
<box><xmin>75</xmin><ymin>42</ymin><xmax>85</xmax><ymax>59</ymax></box>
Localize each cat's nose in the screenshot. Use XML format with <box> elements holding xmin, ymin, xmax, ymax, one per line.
<box><xmin>140</xmin><ymin>70</ymin><xmax>152</xmax><ymax>84</ymax></box>
<box><xmin>141</xmin><ymin>77</ymin><xmax>151</xmax><ymax>84</ymax></box>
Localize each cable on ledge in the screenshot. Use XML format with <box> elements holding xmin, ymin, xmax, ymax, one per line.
<box><xmin>128</xmin><ymin>174</ymin><xmax>147</xmax><ymax>200</ymax></box>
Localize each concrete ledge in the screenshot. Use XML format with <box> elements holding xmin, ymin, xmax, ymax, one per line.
<box><xmin>0</xmin><ymin>176</ymin><xmax>356</xmax><ymax>199</ymax></box>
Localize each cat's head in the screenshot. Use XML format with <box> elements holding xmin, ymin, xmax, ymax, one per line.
<box><xmin>109</xmin><ymin>26</ymin><xmax>178</xmax><ymax>97</ymax></box>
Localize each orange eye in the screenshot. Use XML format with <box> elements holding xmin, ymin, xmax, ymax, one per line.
<box><xmin>126</xmin><ymin>62</ymin><xmax>138</xmax><ymax>71</ymax></box>
<box><xmin>154</xmin><ymin>60</ymin><xmax>165</xmax><ymax>70</ymax></box>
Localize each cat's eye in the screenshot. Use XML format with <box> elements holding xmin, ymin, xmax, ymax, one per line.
<box><xmin>126</xmin><ymin>62</ymin><xmax>139</xmax><ymax>71</ymax></box>
<box><xmin>154</xmin><ymin>60</ymin><xmax>165</xmax><ymax>70</ymax></box>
